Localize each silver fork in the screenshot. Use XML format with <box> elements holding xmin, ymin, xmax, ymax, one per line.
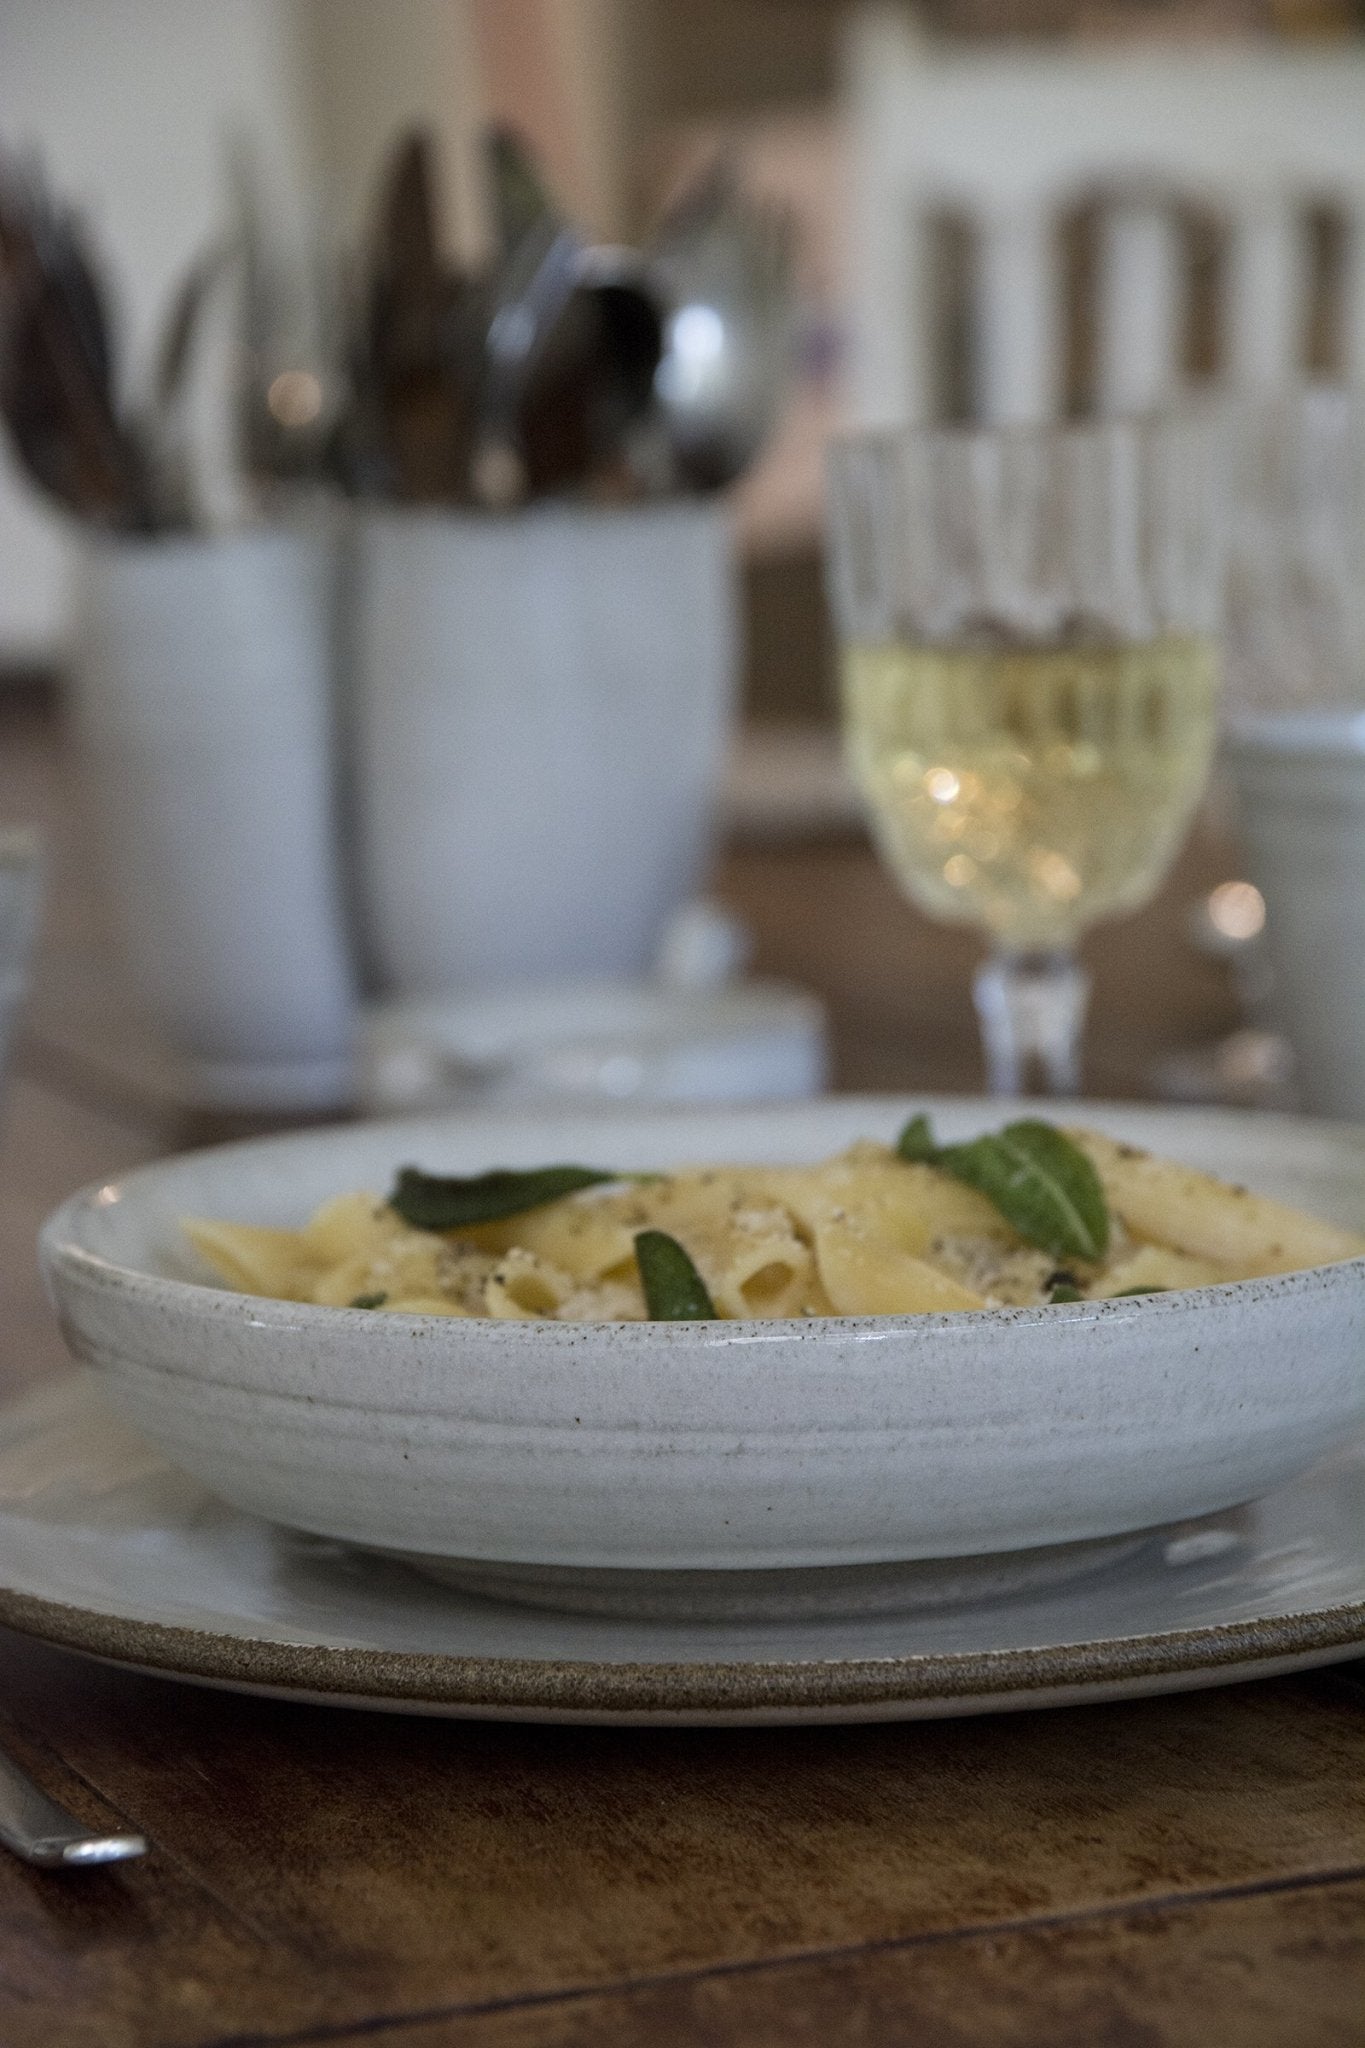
<box><xmin>0</xmin><ymin>1739</ymin><xmax>146</xmax><ymax>1868</ymax></box>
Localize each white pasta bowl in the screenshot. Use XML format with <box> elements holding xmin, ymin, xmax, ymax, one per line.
<box><xmin>39</xmin><ymin>1098</ymin><xmax>1365</xmax><ymax>1617</ymax></box>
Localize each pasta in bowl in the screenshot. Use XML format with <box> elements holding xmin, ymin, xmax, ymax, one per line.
<box><xmin>186</xmin><ymin>1118</ymin><xmax>1365</xmax><ymax>1323</ymax></box>
<box><xmin>39</xmin><ymin>1098</ymin><xmax>1365</xmax><ymax>1613</ymax></box>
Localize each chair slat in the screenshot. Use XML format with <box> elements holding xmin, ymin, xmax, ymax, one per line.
<box><xmin>1096</xmin><ymin>202</ymin><xmax>1185</xmax><ymax>416</ymax></box>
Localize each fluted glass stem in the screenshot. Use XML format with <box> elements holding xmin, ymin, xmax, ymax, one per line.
<box><xmin>973</xmin><ymin>949</ymin><xmax>1090</xmax><ymax>1097</ymax></box>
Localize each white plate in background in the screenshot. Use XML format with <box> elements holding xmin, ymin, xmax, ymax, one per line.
<box><xmin>358</xmin><ymin>977</ymin><xmax>827</xmax><ymax>1114</ymax></box>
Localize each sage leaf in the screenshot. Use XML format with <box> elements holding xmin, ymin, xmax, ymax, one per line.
<box><xmin>896</xmin><ymin>1113</ymin><xmax>939</xmax><ymax>1164</ymax></box>
<box><xmin>1114</xmin><ymin>1284</ymin><xmax>1168</xmax><ymax>1297</ymax></box>
<box><xmin>634</xmin><ymin>1230</ymin><xmax>717</xmax><ymax>1320</ymax></box>
<box><xmin>390</xmin><ymin>1163</ymin><xmax>618</xmax><ymax>1231</ymax></box>
<box><xmin>1047</xmin><ymin>1281</ymin><xmax>1083</xmax><ymax>1303</ymax></box>
<box><xmin>350</xmin><ymin>1291</ymin><xmax>388</xmax><ymax>1309</ymax></box>
<box><xmin>940</xmin><ymin>1121</ymin><xmax>1109</xmax><ymax>1262</ymax></box>
<box><xmin>896</xmin><ymin>1112</ymin><xmax>1109</xmax><ymax>1262</ymax></box>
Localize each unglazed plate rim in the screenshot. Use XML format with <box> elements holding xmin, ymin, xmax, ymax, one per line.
<box><xmin>1</xmin><ymin>1581</ymin><xmax>1362</xmax><ymax>1719</ymax></box>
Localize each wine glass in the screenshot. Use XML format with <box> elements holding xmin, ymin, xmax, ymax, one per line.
<box><xmin>825</xmin><ymin>411</ymin><xmax>1227</xmax><ymax>1095</ymax></box>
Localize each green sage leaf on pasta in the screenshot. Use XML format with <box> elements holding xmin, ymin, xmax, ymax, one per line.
<box><xmin>634</xmin><ymin>1230</ymin><xmax>717</xmax><ymax>1320</ymax></box>
<box><xmin>896</xmin><ymin>1113</ymin><xmax>940</xmax><ymax>1164</ymax></box>
<box><xmin>896</xmin><ymin>1112</ymin><xmax>1109</xmax><ymax>1262</ymax></box>
<box><xmin>389</xmin><ymin>1164</ymin><xmax>619</xmax><ymax>1231</ymax></box>
<box><xmin>937</xmin><ymin>1120</ymin><xmax>1110</xmax><ymax>1263</ymax></box>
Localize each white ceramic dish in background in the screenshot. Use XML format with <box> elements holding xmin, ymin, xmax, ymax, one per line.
<box><xmin>351</xmin><ymin>502</ymin><xmax>738</xmax><ymax>995</ymax></box>
<box><xmin>358</xmin><ymin>978</ymin><xmax>827</xmax><ymax>1114</ymax></box>
<box><xmin>1226</xmin><ymin>710</ymin><xmax>1365</xmax><ymax>1121</ymax></box>
<box><xmin>39</xmin><ymin>1099</ymin><xmax>1365</xmax><ymax>1613</ymax></box>
<box><xmin>70</xmin><ymin>527</ymin><xmax>358</xmax><ymax>1110</ymax></box>
<box><xmin>0</xmin><ymin>1374</ymin><xmax>1361</xmax><ymax>1722</ymax></box>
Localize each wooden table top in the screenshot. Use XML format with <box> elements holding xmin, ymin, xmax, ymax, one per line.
<box><xmin>0</xmin><ymin>692</ymin><xmax>1360</xmax><ymax>2048</ymax></box>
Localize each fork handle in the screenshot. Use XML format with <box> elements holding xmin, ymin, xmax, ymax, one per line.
<box><xmin>0</xmin><ymin>1740</ymin><xmax>146</xmax><ymax>1867</ymax></box>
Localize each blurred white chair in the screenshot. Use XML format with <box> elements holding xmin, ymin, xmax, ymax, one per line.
<box><xmin>846</xmin><ymin>7</ymin><xmax>1365</xmax><ymax>426</ymax></box>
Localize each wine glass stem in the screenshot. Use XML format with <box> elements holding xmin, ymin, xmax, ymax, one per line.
<box><xmin>973</xmin><ymin>948</ymin><xmax>1090</xmax><ymax>1097</ymax></box>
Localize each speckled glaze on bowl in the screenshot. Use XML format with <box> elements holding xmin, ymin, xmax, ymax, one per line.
<box><xmin>39</xmin><ymin>1099</ymin><xmax>1365</xmax><ymax>1610</ymax></box>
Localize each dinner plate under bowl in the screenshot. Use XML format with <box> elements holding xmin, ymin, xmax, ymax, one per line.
<box><xmin>39</xmin><ymin>1098</ymin><xmax>1365</xmax><ymax>1621</ymax></box>
<box><xmin>0</xmin><ymin>1373</ymin><xmax>1361</xmax><ymax>1722</ymax></box>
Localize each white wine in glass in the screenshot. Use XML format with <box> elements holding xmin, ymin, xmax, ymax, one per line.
<box><xmin>827</xmin><ymin>417</ymin><xmax>1226</xmax><ymax>1094</ymax></box>
<box><xmin>842</xmin><ymin>635</ymin><xmax>1218</xmax><ymax>942</ymax></box>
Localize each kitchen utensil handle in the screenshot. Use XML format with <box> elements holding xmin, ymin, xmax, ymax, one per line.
<box><xmin>0</xmin><ymin>1740</ymin><xmax>146</xmax><ymax>1867</ymax></box>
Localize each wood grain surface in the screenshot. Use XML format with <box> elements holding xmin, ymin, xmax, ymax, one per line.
<box><xmin>0</xmin><ymin>694</ymin><xmax>1359</xmax><ymax>2048</ymax></box>
<box><xmin>0</xmin><ymin>1637</ymin><xmax>1360</xmax><ymax>2048</ymax></box>
<box><xmin>357</xmin><ymin>1880</ymin><xmax>1365</xmax><ymax>2048</ymax></box>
